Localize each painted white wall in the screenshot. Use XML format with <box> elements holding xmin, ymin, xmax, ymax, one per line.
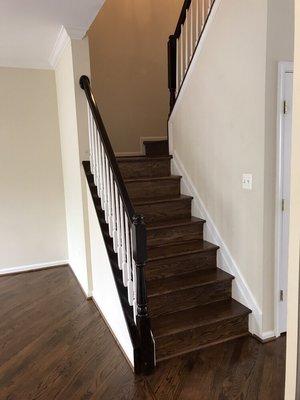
<box><xmin>0</xmin><ymin>67</ymin><xmax>68</xmax><ymax>273</ymax></box>
<box><xmin>169</xmin><ymin>0</ymin><xmax>294</xmax><ymax>338</ymax></box>
<box><xmin>86</xmin><ymin>183</ymin><xmax>134</xmax><ymax>366</ymax></box>
<box><xmin>55</xmin><ymin>35</ymin><xmax>93</xmax><ymax>297</ymax></box>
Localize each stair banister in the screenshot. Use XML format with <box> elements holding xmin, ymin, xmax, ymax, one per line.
<box><xmin>168</xmin><ymin>0</ymin><xmax>216</xmax><ymax>114</ymax></box>
<box><xmin>80</xmin><ymin>75</ymin><xmax>155</xmax><ymax>374</ymax></box>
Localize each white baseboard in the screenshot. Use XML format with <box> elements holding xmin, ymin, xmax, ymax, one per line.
<box><xmin>0</xmin><ymin>260</ymin><xmax>69</xmax><ymax>276</ymax></box>
<box><xmin>171</xmin><ymin>150</ymin><xmax>265</xmax><ymax>339</ymax></box>
<box><xmin>260</xmin><ymin>330</ymin><xmax>276</xmax><ymax>341</ymax></box>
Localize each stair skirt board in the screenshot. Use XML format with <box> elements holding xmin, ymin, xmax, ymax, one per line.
<box><xmin>168</xmin><ymin>148</ymin><xmax>270</xmax><ymax>340</ymax></box>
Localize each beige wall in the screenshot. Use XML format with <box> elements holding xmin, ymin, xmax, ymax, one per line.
<box><xmin>55</xmin><ymin>37</ymin><xmax>93</xmax><ymax>296</ymax></box>
<box><xmin>285</xmin><ymin>1</ymin><xmax>300</xmax><ymax>397</ymax></box>
<box><xmin>169</xmin><ymin>0</ymin><xmax>294</xmax><ymax>336</ymax></box>
<box><xmin>88</xmin><ymin>0</ymin><xmax>182</xmax><ymax>154</ymax></box>
<box><xmin>0</xmin><ymin>67</ymin><xmax>68</xmax><ymax>271</ymax></box>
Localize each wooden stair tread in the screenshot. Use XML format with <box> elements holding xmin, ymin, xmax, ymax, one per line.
<box><xmin>151</xmin><ymin>299</ymin><xmax>251</xmax><ymax>338</ymax></box>
<box><xmin>133</xmin><ymin>194</ymin><xmax>192</xmax><ymax>206</ymax></box>
<box><xmin>147</xmin><ymin>216</ymin><xmax>205</xmax><ymax>230</ymax></box>
<box><xmin>116</xmin><ymin>155</ymin><xmax>172</xmax><ymax>162</ymax></box>
<box><xmin>147</xmin><ymin>240</ymin><xmax>219</xmax><ymax>261</ymax></box>
<box><xmin>147</xmin><ymin>269</ymin><xmax>234</xmax><ymax>297</ymax></box>
<box><xmin>124</xmin><ymin>175</ymin><xmax>181</xmax><ymax>183</ymax></box>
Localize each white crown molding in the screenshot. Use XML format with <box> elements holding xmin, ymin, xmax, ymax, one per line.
<box><xmin>49</xmin><ymin>26</ymin><xmax>71</xmax><ymax>69</ymax></box>
<box><xmin>0</xmin><ymin>260</ymin><xmax>69</xmax><ymax>275</ymax></box>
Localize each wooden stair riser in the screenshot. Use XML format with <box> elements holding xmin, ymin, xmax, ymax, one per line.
<box><xmin>156</xmin><ymin>314</ymin><xmax>249</xmax><ymax>361</ymax></box>
<box><xmin>118</xmin><ymin>158</ymin><xmax>171</xmax><ymax>179</ymax></box>
<box><xmin>135</xmin><ymin>198</ymin><xmax>192</xmax><ymax>224</ymax></box>
<box><xmin>149</xmin><ymin>280</ymin><xmax>232</xmax><ymax>317</ymax></box>
<box><xmin>126</xmin><ymin>178</ymin><xmax>180</xmax><ymax>200</ymax></box>
<box><xmin>145</xmin><ymin>250</ymin><xmax>217</xmax><ymax>280</ymax></box>
<box><xmin>144</xmin><ymin>140</ymin><xmax>169</xmax><ymax>156</ymax></box>
<box><xmin>147</xmin><ymin>221</ymin><xmax>204</xmax><ymax>247</ymax></box>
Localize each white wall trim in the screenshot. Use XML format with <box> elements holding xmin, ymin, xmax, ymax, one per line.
<box><xmin>169</xmin><ymin>0</ymin><xmax>222</xmax><ymax>121</ymax></box>
<box><xmin>49</xmin><ymin>26</ymin><xmax>71</xmax><ymax>68</ymax></box>
<box><xmin>274</xmin><ymin>61</ymin><xmax>294</xmax><ymax>338</ymax></box>
<box><xmin>169</xmin><ymin>145</ymin><xmax>267</xmax><ymax>338</ymax></box>
<box><xmin>0</xmin><ymin>260</ymin><xmax>69</xmax><ymax>276</ymax></box>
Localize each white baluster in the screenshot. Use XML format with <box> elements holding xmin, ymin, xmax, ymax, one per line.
<box><xmin>90</xmin><ymin>111</ymin><xmax>95</xmax><ymax>175</ymax></box>
<box><xmin>201</xmin><ymin>0</ymin><xmax>205</xmax><ymax>29</ymax></box>
<box><xmin>120</xmin><ymin>202</ymin><xmax>127</xmax><ymax>286</ymax></box>
<box><xmin>195</xmin><ymin>0</ymin><xmax>199</xmax><ymax>45</ymax></box>
<box><xmin>103</xmin><ymin>155</ymin><xmax>109</xmax><ymax>221</ymax></box>
<box><xmin>132</xmin><ymin>257</ymin><xmax>137</xmax><ymax>323</ymax></box>
<box><xmin>87</xmin><ymin>106</ymin><xmax>93</xmax><ymax>171</ymax></box>
<box><xmin>125</xmin><ymin>214</ymin><xmax>132</xmax><ymax>290</ymax></box>
<box><xmin>93</xmin><ymin>121</ymin><xmax>100</xmax><ymax>194</ymax></box>
<box><xmin>106</xmin><ymin>158</ymin><xmax>111</xmax><ymax>225</ymax></box>
<box><xmin>107</xmin><ymin>166</ymin><xmax>113</xmax><ymax>236</ymax></box>
<box><xmin>189</xmin><ymin>4</ymin><xmax>193</xmax><ymax>59</ymax></box>
<box><xmin>184</xmin><ymin>14</ymin><xmax>188</xmax><ymax>71</ymax></box>
<box><xmin>115</xmin><ymin>185</ymin><xmax>122</xmax><ymax>268</ymax></box>
<box><xmin>180</xmin><ymin>28</ymin><xmax>184</xmax><ymax>84</ymax></box>
<box><xmin>111</xmin><ymin>173</ymin><xmax>118</xmax><ymax>252</ymax></box>
<box><xmin>176</xmin><ymin>38</ymin><xmax>179</xmax><ymax>96</ymax></box>
<box><xmin>100</xmin><ymin>143</ymin><xmax>105</xmax><ymax>208</ymax></box>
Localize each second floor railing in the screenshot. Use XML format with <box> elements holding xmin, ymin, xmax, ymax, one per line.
<box><xmin>80</xmin><ymin>75</ymin><xmax>155</xmax><ymax>374</ymax></box>
<box><xmin>168</xmin><ymin>0</ymin><xmax>216</xmax><ymax>112</ymax></box>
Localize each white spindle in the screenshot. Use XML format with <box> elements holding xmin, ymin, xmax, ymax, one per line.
<box><xmin>90</xmin><ymin>111</ymin><xmax>95</xmax><ymax>175</ymax></box>
<box><xmin>195</xmin><ymin>0</ymin><xmax>199</xmax><ymax>44</ymax></box>
<box><xmin>94</xmin><ymin>121</ymin><xmax>100</xmax><ymax>197</ymax></box>
<box><xmin>120</xmin><ymin>201</ymin><xmax>127</xmax><ymax>286</ymax></box>
<box><xmin>202</xmin><ymin>0</ymin><xmax>205</xmax><ymax>29</ymax></box>
<box><xmin>111</xmin><ymin>172</ymin><xmax>118</xmax><ymax>252</ymax></box>
<box><xmin>125</xmin><ymin>214</ymin><xmax>132</xmax><ymax>290</ymax></box>
<box><xmin>115</xmin><ymin>184</ymin><xmax>122</xmax><ymax>268</ymax></box>
<box><xmin>176</xmin><ymin>38</ymin><xmax>179</xmax><ymax>95</ymax></box>
<box><xmin>180</xmin><ymin>28</ymin><xmax>184</xmax><ymax>84</ymax></box>
<box><xmin>87</xmin><ymin>107</ymin><xmax>93</xmax><ymax>172</ymax></box>
<box><xmin>132</xmin><ymin>257</ymin><xmax>137</xmax><ymax>323</ymax></box>
<box><xmin>103</xmin><ymin>155</ymin><xmax>109</xmax><ymax>222</ymax></box>
<box><xmin>108</xmin><ymin>167</ymin><xmax>113</xmax><ymax>236</ymax></box>
<box><xmin>184</xmin><ymin>16</ymin><xmax>188</xmax><ymax>71</ymax></box>
<box><xmin>190</xmin><ymin>4</ymin><xmax>194</xmax><ymax>59</ymax></box>
<box><xmin>100</xmin><ymin>143</ymin><xmax>105</xmax><ymax>209</ymax></box>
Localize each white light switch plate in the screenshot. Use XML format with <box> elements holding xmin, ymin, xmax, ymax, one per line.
<box><xmin>242</xmin><ymin>174</ymin><xmax>252</xmax><ymax>190</ymax></box>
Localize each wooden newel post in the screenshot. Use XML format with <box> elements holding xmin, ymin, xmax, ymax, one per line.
<box><xmin>168</xmin><ymin>34</ymin><xmax>177</xmax><ymax>113</ymax></box>
<box><xmin>132</xmin><ymin>215</ymin><xmax>155</xmax><ymax>374</ymax></box>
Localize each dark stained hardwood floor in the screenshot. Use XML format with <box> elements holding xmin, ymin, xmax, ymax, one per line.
<box><xmin>0</xmin><ymin>266</ymin><xmax>286</xmax><ymax>400</ymax></box>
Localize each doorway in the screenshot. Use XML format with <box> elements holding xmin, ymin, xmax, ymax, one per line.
<box><xmin>275</xmin><ymin>62</ymin><xmax>294</xmax><ymax>337</ymax></box>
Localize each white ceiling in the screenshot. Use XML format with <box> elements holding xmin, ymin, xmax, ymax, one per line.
<box><xmin>0</xmin><ymin>0</ymin><xmax>105</xmax><ymax>69</ymax></box>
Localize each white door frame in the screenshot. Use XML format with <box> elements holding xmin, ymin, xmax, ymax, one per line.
<box><xmin>274</xmin><ymin>61</ymin><xmax>294</xmax><ymax>337</ymax></box>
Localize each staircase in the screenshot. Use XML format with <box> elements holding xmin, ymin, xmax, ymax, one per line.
<box><xmin>117</xmin><ymin>140</ymin><xmax>251</xmax><ymax>362</ymax></box>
